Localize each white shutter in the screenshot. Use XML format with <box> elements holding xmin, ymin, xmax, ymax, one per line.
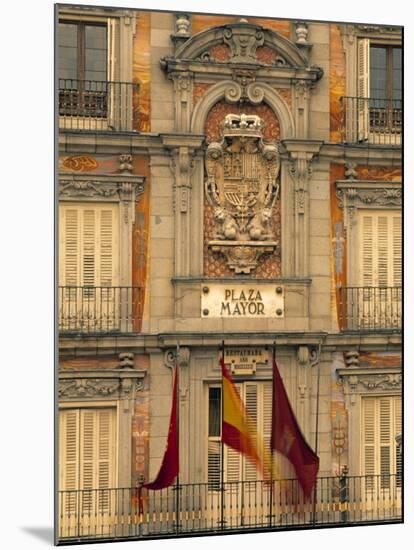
<box><xmin>59</xmin><ymin>410</ymin><xmax>80</xmax><ymax>493</ymax></box>
<box><xmin>393</xmin><ymin>216</ymin><xmax>402</xmax><ymax>286</ymax></box>
<box><xmin>244</xmin><ymin>384</ymin><xmax>258</xmax><ymax>481</ymax></box>
<box><xmin>361</xmin><ymin>215</ymin><xmax>374</xmax><ymax>287</ymax></box>
<box><xmin>59</xmin><ymin>204</ymin><xmax>119</xmax><ymax>287</ymax></box>
<box><xmin>362</xmin><ymin>397</ymin><xmax>376</xmax><ymax>491</ymax></box>
<box><xmin>60</xmin><ymin>209</ymin><xmax>80</xmax><ymax>286</ymax></box>
<box><xmin>362</xmin><ymin>396</ymin><xmax>402</xmax><ymax>491</ymax></box>
<box><xmin>225</xmin><ymin>382</ymin><xmax>243</xmax><ymax>483</ymax></box>
<box><xmin>359</xmin><ymin>211</ymin><xmax>402</xmax><ymax>288</ymax></box>
<box><xmin>357</xmin><ymin>38</ymin><xmax>370</xmax><ymax>141</ymax></box>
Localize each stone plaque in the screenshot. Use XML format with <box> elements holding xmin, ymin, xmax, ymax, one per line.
<box><xmin>221</xmin><ymin>347</ymin><xmax>269</xmax><ymax>376</ymax></box>
<box><xmin>201</xmin><ymin>284</ymin><xmax>284</xmax><ymax>317</ymax></box>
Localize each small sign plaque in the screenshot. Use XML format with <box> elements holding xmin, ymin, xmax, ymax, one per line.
<box><xmin>221</xmin><ymin>347</ymin><xmax>269</xmax><ymax>376</ymax></box>
<box><xmin>201</xmin><ymin>284</ymin><xmax>284</xmax><ymax>318</ymax></box>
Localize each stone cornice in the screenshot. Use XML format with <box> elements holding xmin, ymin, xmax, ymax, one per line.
<box><xmin>59</xmin><ymin>133</ymin><xmax>402</xmax><ymax>165</ymax></box>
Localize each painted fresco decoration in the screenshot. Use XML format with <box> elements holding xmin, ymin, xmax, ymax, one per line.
<box><xmin>205</xmin><ymin>113</ymin><xmax>280</xmax><ymax>274</ymax></box>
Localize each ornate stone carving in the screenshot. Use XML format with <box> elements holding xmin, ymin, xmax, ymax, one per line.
<box><xmin>59</xmin><ymin>371</ymin><xmax>145</xmax><ymax>400</ymax></box>
<box><xmin>59</xmin><ymin>175</ymin><xmax>145</xmax><ymax>203</ymax></box>
<box><xmin>175</xmin><ymin>13</ymin><xmax>191</xmax><ymax>37</ymax></box>
<box><xmin>59</xmin><ymin>180</ymin><xmax>118</xmax><ymax>198</ymax></box>
<box><xmin>119</xmin><ymin>154</ymin><xmax>133</xmax><ymax>174</ymax></box>
<box><xmin>344</xmin><ymin>350</ymin><xmax>359</xmax><ymax>367</ymax></box>
<box><xmin>164</xmin><ymin>347</ymin><xmax>190</xmax><ymax>368</ymax></box>
<box><xmin>118</xmin><ymin>352</ymin><xmax>134</xmax><ymax>369</ymax></box>
<box><xmin>336</xmin><ymin>184</ymin><xmax>402</xmax><ymax>210</ymax></box>
<box><xmin>295</xmin><ymin>21</ymin><xmax>309</xmax><ymax>45</ymax></box>
<box><xmin>337</xmin><ymin>368</ymin><xmax>402</xmax><ymax>405</ymax></box>
<box><xmin>297</xmin><ymin>345</ymin><xmax>310</xmax><ymax>366</ymax></box>
<box><xmin>222</xmin><ymin>24</ymin><xmax>265</xmax><ymax>63</ymax></box>
<box><xmin>59</xmin><ymin>379</ymin><xmax>120</xmax><ymax>398</ymax></box>
<box><xmin>205</xmin><ymin>113</ymin><xmax>280</xmax><ymax>273</ymax></box>
<box><xmin>344</xmin><ymin>162</ymin><xmax>357</xmax><ymax>180</ymax></box>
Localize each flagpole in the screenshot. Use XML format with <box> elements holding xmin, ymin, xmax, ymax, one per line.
<box><xmin>268</xmin><ymin>340</ymin><xmax>276</xmax><ymax>527</ymax></box>
<box><xmin>175</xmin><ymin>342</ymin><xmax>180</xmax><ymax>534</ymax></box>
<box><xmin>220</xmin><ymin>339</ymin><xmax>225</xmax><ymax>530</ymax></box>
<box><xmin>312</xmin><ymin>342</ymin><xmax>321</xmax><ymax>526</ymax></box>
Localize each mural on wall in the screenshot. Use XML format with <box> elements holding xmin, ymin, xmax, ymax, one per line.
<box><xmin>330</xmin><ymin>163</ymin><xmax>346</xmax><ymax>329</ymax></box>
<box><xmin>133</xmin><ymin>12</ymin><xmax>151</xmax><ymax>132</ymax></box>
<box><xmin>329</xmin><ymin>24</ymin><xmax>346</xmax><ymax>143</ymax></box>
<box><xmin>356</xmin><ymin>166</ymin><xmax>402</xmax><ymax>181</ymax></box>
<box><xmin>132</xmin><ymin>156</ymin><xmax>150</xmax><ymax>332</ymax></box>
<box><xmin>204</xmin><ymin>102</ymin><xmax>282</xmax><ymax>278</ymax></box>
<box><xmin>132</xmin><ymin>355</ymin><xmax>150</xmax><ymax>485</ymax></box>
<box><xmin>59</xmin><ymin>155</ymin><xmax>119</xmax><ymax>173</ymax></box>
<box><xmin>330</xmin><ymin>352</ymin><xmax>348</xmax><ymax>476</ymax></box>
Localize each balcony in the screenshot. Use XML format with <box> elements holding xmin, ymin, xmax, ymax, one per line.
<box><xmin>58</xmin><ymin>286</ymin><xmax>144</xmax><ymax>334</ymax></box>
<box><xmin>339</xmin><ymin>286</ymin><xmax>402</xmax><ymax>331</ymax></box>
<box><xmin>59</xmin><ymin>79</ymin><xmax>139</xmax><ymax>132</ymax></box>
<box><xmin>340</xmin><ymin>97</ymin><xmax>402</xmax><ymax>146</ymax></box>
<box><xmin>57</xmin><ymin>475</ymin><xmax>401</xmax><ymax>542</ymax></box>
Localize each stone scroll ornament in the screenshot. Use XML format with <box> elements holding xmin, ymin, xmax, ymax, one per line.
<box><xmin>205</xmin><ymin>113</ymin><xmax>280</xmax><ymax>274</ymax></box>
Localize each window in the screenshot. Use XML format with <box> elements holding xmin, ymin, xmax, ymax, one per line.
<box><xmin>357</xmin><ymin>40</ymin><xmax>402</xmax><ymax>140</ymax></box>
<box><xmin>59</xmin><ymin>203</ymin><xmax>119</xmax><ymax>331</ymax></box>
<box><xmin>59</xmin><ymin>408</ymin><xmax>117</xmax><ymax>536</ymax></box>
<box><xmin>207</xmin><ymin>382</ymin><xmax>272</xmax><ymax>488</ymax></box>
<box><xmin>356</xmin><ymin>210</ymin><xmax>401</xmax><ymax>329</ymax></box>
<box><xmin>361</xmin><ymin>396</ymin><xmax>402</xmax><ymax>492</ymax></box>
<box><xmin>59</xmin><ymin>21</ymin><xmax>109</xmax><ymax>118</ymax></box>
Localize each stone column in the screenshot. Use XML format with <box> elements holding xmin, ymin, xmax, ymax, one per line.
<box><xmin>283</xmin><ymin>140</ymin><xmax>322</xmax><ymax>278</ymax></box>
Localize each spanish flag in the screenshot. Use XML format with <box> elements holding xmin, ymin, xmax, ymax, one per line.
<box><xmin>221</xmin><ymin>356</ymin><xmax>270</xmax><ymax>478</ymax></box>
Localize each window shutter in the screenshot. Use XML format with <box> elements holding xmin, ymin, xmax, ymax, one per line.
<box><xmin>394</xmin><ymin>396</ymin><xmax>402</xmax><ymax>487</ymax></box>
<box><xmin>99</xmin><ymin>209</ymin><xmax>115</xmax><ymax>286</ymax></box>
<box><xmin>60</xmin><ymin>209</ymin><xmax>80</xmax><ymax>286</ymax></box>
<box><xmin>60</xmin><ymin>204</ymin><xmax>119</xmax><ymax>288</ymax></box>
<box><xmin>392</xmin><ymin>216</ymin><xmax>402</xmax><ymax>286</ymax></box>
<box><xmin>360</xmin><ymin>212</ymin><xmax>402</xmax><ymax>288</ymax></box>
<box><xmin>59</xmin><ymin>410</ymin><xmax>80</xmax><ymax>492</ymax></box>
<box><xmin>361</xmin><ymin>215</ymin><xmax>374</xmax><ymax>286</ymax></box>
<box><xmin>244</xmin><ymin>384</ymin><xmax>258</xmax><ymax>481</ymax></box>
<box><xmin>357</xmin><ymin>38</ymin><xmax>370</xmax><ymax>141</ymax></box>
<box><xmin>82</xmin><ymin>210</ymin><xmax>96</xmax><ymax>287</ymax></box>
<box><xmin>225</xmin><ymin>383</ymin><xmax>242</xmax><ymax>483</ymax></box>
<box><xmin>379</xmin><ymin>398</ymin><xmax>392</xmax><ymax>488</ymax></box>
<box><xmin>362</xmin><ymin>398</ymin><xmax>376</xmax><ymax>481</ymax></box>
<box><xmin>207</xmin><ymin>440</ymin><xmax>221</xmax><ymax>490</ymax></box>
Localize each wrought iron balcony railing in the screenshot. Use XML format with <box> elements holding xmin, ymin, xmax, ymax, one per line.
<box><xmin>58</xmin><ymin>79</ymin><xmax>139</xmax><ymax>132</ymax></box>
<box><xmin>339</xmin><ymin>286</ymin><xmax>402</xmax><ymax>331</ymax></box>
<box><xmin>58</xmin><ymin>286</ymin><xmax>144</xmax><ymax>334</ymax></box>
<box><xmin>340</xmin><ymin>96</ymin><xmax>402</xmax><ymax>145</ymax></box>
<box><xmin>57</xmin><ymin>474</ymin><xmax>402</xmax><ymax>541</ymax></box>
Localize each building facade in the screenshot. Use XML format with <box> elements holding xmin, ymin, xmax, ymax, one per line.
<box><xmin>57</xmin><ymin>5</ymin><xmax>402</xmax><ymax>542</ymax></box>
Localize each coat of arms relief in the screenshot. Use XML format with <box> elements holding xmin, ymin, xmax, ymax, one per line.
<box><xmin>205</xmin><ymin>113</ymin><xmax>280</xmax><ymax>274</ymax></box>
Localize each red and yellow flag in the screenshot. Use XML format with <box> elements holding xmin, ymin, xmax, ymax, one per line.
<box><xmin>221</xmin><ymin>357</ymin><xmax>271</xmax><ymax>478</ymax></box>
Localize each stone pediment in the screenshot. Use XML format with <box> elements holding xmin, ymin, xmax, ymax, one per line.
<box><xmin>170</xmin><ymin>21</ymin><xmax>309</xmax><ymax>69</ymax></box>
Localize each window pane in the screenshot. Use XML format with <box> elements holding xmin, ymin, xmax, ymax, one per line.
<box><xmin>370</xmin><ymin>46</ymin><xmax>387</xmax><ymax>100</ymax></box>
<box><xmin>59</xmin><ymin>23</ymin><xmax>78</xmax><ymax>80</ymax></box>
<box><xmin>85</xmin><ymin>25</ymin><xmax>107</xmax><ymax>82</ymax></box>
<box><xmin>392</xmin><ymin>48</ymin><xmax>402</xmax><ymax>101</ymax></box>
<box><xmin>209</xmin><ymin>388</ymin><xmax>221</xmax><ymax>437</ymax></box>
<box><xmin>59</xmin><ymin>23</ymin><xmax>77</xmax><ymax>47</ymax></box>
